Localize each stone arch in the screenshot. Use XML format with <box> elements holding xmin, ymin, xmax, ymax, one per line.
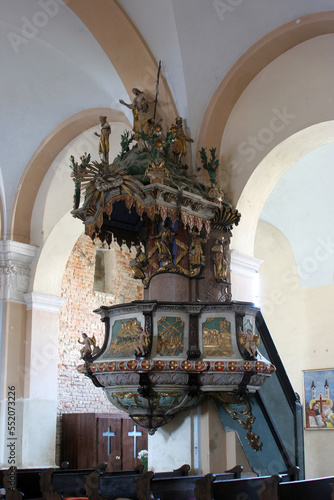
<box><xmin>0</xmin><ymin>168</ymin><xmax>5</xmax><ymax>239</ymax></box>
<box><xmin>231</xmin><ymin>121</ymin><xmax>334</xmax><ymax>256</ymax></box>
<box><xmin>67</xmin><ymin>0</ymin><xmax>178</xmax><ymax>129</ymax></box>
<box><xmin>10</xmin><ymin>107</ymin><xmax>130</xmax><ymax>244</ymax></box>
<box><xmin>198</xmin><ymin>11</ymin><xmax>334</xmax><ymax>156</ymax></box>
<box><xmin>11</xmin><ymin>0</ymin><xmax>179</xmax><ymax>246</ymax></box>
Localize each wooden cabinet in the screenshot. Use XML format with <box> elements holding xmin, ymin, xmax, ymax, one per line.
<box><xmin>61</xmin><ymin>413</ymin><xmax>148</xmax><ymax>471</ymax></box>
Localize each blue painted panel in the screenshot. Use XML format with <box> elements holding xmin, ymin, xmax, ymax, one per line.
<box><xmin>215</xmin><ymin>395</ymin><xmax>286</xmax><ymax>475</ymax></box>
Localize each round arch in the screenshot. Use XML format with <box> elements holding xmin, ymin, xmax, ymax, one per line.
<box><xmin>198</xmin><ymin>11</ymin><xmax>334</xmax><ymax>155</ymax></box>
<box><xmin>231</xmin><ymin>121</ymin><xmax>334</xmax><ymax>256</ymax></box>
<box><xmin>10</xmin><ymin>107</ymin><xmax>130</xmax><ymax>244</ymax></box>
<box><xmin>0</xmin><ymin>168</ymin><xmax>5</xmax><ymax>239</ymax></box>
<box><xmin>67</xmin><ymin>0</ymin><xmax>178</xmax><ymax>128</ymax></box>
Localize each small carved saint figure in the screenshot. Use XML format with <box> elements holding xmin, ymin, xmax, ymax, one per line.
<box><xmin>119</xmin><ymin>88</ymin><xmax>155</xmax><ymax>148</ymax></box>
<box><xmin>152</xmin><ymin>222</ymin><xmax>176</xmax><ymax>271</ymax></box>
<box><xmin>189</xmin><ymin>228</ymin><xmax>207</xmax><ymax>277</ymax></box>
<box><xmin>211</xmin><ymin>237</ymin><xmax>228</xmax><ymax>282</ymax></box>
<box><xmin>78</xmin><ymin>333</ymin><xmax>95</xmax><ymax>359</ymax></box>
<box><xmin>94</xmin><ymin>116</ymin><xmax>111</xmax><ymax>164</ymax></box>
<box><xmin>131</xmin><ymin>245</ymin><xmax>148</xmax><ymax>280</ymax></box>
<box><xmin>134</xmin><ymin>328</ymin><xmax>150</xmax><ymax>357</ymax></box>
<box><xmin>170</xmin><ymin>117</ymin><xmax>193</xmax><ymax>164</ymax></box>
<box><xmin>238</xmin><ymin>326</ymin><xmax>259</xmax><ymax>359</ymax></box>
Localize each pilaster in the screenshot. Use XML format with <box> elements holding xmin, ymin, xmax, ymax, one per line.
<box><xmin>230</xmin><ymin>250</ymin><xmax>262</xmax><ymax>303</ymax></box>
<box><xmin>0</xmin><ymin>241</ymin><xmax>38</xmax><ymax>302</ymax></box>
<box><xmin>0</xmin><ymin>290</ymin><xmax>66</xmax><ymax>468</ymax></box>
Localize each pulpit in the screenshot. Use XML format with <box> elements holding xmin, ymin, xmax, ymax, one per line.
<box><xmin>61</xmin><ymin>413</ymin><xmax>148</xmax><ymax>470</ymax></box>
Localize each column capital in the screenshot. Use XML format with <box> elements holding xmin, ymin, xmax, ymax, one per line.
<box><xmin>0</xmin><ymin>240</ymin><xmax>38</xmax><ymax>302</ymax></box>
<box><xmin>230</xmin><ymin>250</ymin><xmax>262</xmax><ymax>278</ymax></box>
<box><xmin>24</xmin><ymin>292</ymin><xmax>67</xmax><ymax>313</ymax></box>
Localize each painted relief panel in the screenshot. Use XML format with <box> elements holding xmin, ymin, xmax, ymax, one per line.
<box><xmin>202</xmin><ymin>317</ymin><xmax>233</xmax><ymax>357</ymax></box>
<box><xmin>156</xmin><ymin>316</ymin><xmax>184</xmax><ymax>356</ymax></box>
<box><xmin>304</xmin><ymin>369</ymin><xmax>334</xmax><ymax>429</ymax></box>
<box><xmin>105</xmin><ymin>318</ymin><xmax>143</xmax><ymax>358</ymax></box>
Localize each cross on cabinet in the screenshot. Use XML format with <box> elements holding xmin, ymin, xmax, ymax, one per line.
<box><xmin>61</xmin><ymin>413</ymin><xmax>148</xmax><ymax>470</ymax></box>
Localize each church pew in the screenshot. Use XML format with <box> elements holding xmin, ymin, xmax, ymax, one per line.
<box><xmin>3</xmin><ymin>464</ymin><xmax>242</xmax><ymax>500</ymax></box>
<box><xmin>147</xmin><ymin>469</ymin><xmax>244</xmax><ymax>500</ymax></box>
<box><xmin>0</xmin><ymin>464</ymin><xmax>108</xmax><ymax>499</ymax></box>
<box><xmin>276</xmin><ymin>475</ymin><xmax>334</xmax><ymax>500</ymax></box>
<box><xmin>152</xmin><ymin>463</ymin><xmax>190</xmax><ymax>478</ymax></box>
<box><xmin>198</xmin><ymin>471</ymin><xmax>294</xmax><ymax>500</ymax></box>
<box><xmin>86</xmin><ymin>467</ymin><xmax>243</xmax><ymax>500</ymax></box>
<box><xmin>0</xmin><ymin>463</ymin><xmax>145</xmax><ymax>500</ymax></box>
<box><xmin>39</xmin><ymin>466</ymin><xmax>190</xmax><ymax>500</ymax></box>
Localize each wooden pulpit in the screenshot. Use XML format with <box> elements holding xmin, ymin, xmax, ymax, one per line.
<box><xmin>61</xmin><ymin>413</ymin><xmax>148</xmax><ymax>470</ymax></box>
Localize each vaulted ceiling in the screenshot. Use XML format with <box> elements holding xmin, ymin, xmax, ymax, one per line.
<box><xmin>2</xmin><ymin>0</ymin><xmax>334</xmax><ymax>289</ymax></box>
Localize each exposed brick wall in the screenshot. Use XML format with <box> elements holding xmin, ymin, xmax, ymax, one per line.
<box><xmin>57</xmin><ymin>233</ymin><xmax>143</xmax><ymax>463</ymax></box>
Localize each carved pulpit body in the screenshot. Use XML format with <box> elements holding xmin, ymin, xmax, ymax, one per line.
<box><xmin>72</xmin><ymin>105</ymin><xmax>275</xmax><ymax>437</ymax></box>
<box><xmin>78</xmin><ymin>302</ymin><xmax>275</xmax><ymax>439</ymax></box>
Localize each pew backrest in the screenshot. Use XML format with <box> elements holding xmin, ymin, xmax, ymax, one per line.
<box><xmin>98</xmin><ymin>473</ymin><xmax>139</xmax><ymax>500</ymax></box>
<box><xmin>210</xmin><ymin>474</ymin><xmax>290</xmax><ymax>500</ymax></box>
<box><xmin>146</xmin><ymin>469</ymin><xmax>245</xmax><ymax>500</ymax></box>
<box><xmin>277</xmin><ymin>475</ymin><xmax>334</xmax><ymax>500</ymax></box>
<box><xmin>153</xmin><ymin>464</ymin><xmax>190</xmax><ymax>478</ymax></box>
<box><xmin>149</xmin><ymin>475</ymin><xmax>198</xmax><ymax>500</ymax></box>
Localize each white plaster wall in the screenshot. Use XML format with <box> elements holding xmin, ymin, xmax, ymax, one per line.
<box><xmin>232</xmin><ymin>121</ymin><xmax>334</xmax><ymax>257</ymax></box>
<box><xmin>30</xmin><ymin>123</ymin><xmax>131</xmax><ymax>295</ymax></box>
<box><xmin>148</xmin><ymin>410</ymin><xmax>199</xmax><ymax>473</ymax></box>
<box><xmin>221</xmin><ymin>35</ymin><xmax>334</xmax><ymax>205</ymax></box>
<box><xmin>255</xmin><ymin>221</ymin><xmax>334</xmax><ymax>478</ymax></box>
<box><xmin>31</xmin><ymin>123</ymin><xmax>131</xmax><ymax>248</ymax></box>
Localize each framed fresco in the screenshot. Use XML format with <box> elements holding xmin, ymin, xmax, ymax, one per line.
<box><xmin>303</xmin><ymin>369</ymin><xmax>334</xmax><ymax>429</ymax></box>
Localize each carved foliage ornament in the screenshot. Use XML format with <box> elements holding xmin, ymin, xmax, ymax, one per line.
<box><xmin>210</xmin><ymin>392</ymin><xmax>262</xmax><ymax>451</ymax></box>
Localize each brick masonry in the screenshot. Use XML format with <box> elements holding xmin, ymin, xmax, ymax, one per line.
<box><xmin>57</xmin><ymin>233</ymin><xmax>143</xmax><ymax>463</ymax></box>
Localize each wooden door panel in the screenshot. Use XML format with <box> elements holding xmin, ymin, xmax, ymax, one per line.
<box><xmin>97</xmin><ymin>418</ymin><xmax>122</xmax><ymax>471</ymax></box>
<box><xmin>122</xmin><ymin>420</ymin><xmax>147</xmax><ymax>470</ymax></box>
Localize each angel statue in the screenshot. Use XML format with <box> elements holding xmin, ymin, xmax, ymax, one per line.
<box><xmin>78</xmin><ymin>332</ymin><xmax>99</xmax><ymax>359</ymax></box>
<box><xmin>238</xmin><ymin>326</ymin><xmax>259</xmax><ymax>358</ymax></box>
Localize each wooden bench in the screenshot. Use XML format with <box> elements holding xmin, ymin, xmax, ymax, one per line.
<box><xmin>275</xmin><ymin>475</ymin><xmax>334</xmax><ymax>500</ymax></box>
<box><xmin>153</xmin><ymin>464</ymin><xmax>190</xmax><ymax>478</ymax></box>
<box><xmin>139</xmin><ymin>467</ymin><xmax>243</xmax><ymax>500</ymax></box>
<box><xmin>196</xmin><ymin>471</ymin><xmax>295</xmax><ymax>500</ymax></box>
<box><xmin>0</xmin><ymin>464</ymin><xmax>109</xmax><ymax>500</ymax></box>
<box><xmin>0</xmin><ymin>463</ymin><xmax>146</xmax><ymax>500</ymax></box>
<box><xmin>82</xmin><ymin>465</ymin><xmax>191</xmax><ymax>500</ymax></box>
<box><xmin>41</xmin><ymin>465</ymin><xmax>190</xmax><ymax>500</ymax></box>
<box><xmin>85</xmin><ymin>466</ymin><xmax>243</xmax><ymax>500</ymax></box>
<box><xmin>208</xmin><ymin>473</ymin><xmax>334</xmax><ymax>500</ymax></box>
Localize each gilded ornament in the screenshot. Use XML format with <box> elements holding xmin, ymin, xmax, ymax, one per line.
<box><xmin>210</xmin><ymin>392</ymin><xmax>262</xmax><ymax>451</ymax></box>
<box><xmin>157</xmin><ymin>317</ymin><xmax>184</xmax><ymax>356</ymax></box>
<box><xmin>131</xmin><ymin>245</ymin><xmax>148</xmax><ymax>281</ymax></box>
<box><xmin>145</xmin><ymin>160</ymin><xmax>169</xmax><ymax>184</ymax></box>
<box><xmin>211</xmin><ymin>237</ymin><xmax>229</xmax><ymax>282</ymax></box>
<box><xmin>170</xmin><ymin>117</ymin><xmax>194</xmax><ymax>165</ymax></box>
<box><xmin>202</xmin><ymin>317</ymin><xmax>233</xmax><ymax>357</ymax></box>
<box><xmin>93</xmin><ymin>115</ymin><xmax>111</xmax><ymax>164</ymax></box>
<box><xmin>189</xmin><ymin>228</ymin><xmax>207</xmax><ymax>277</ymax></box>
